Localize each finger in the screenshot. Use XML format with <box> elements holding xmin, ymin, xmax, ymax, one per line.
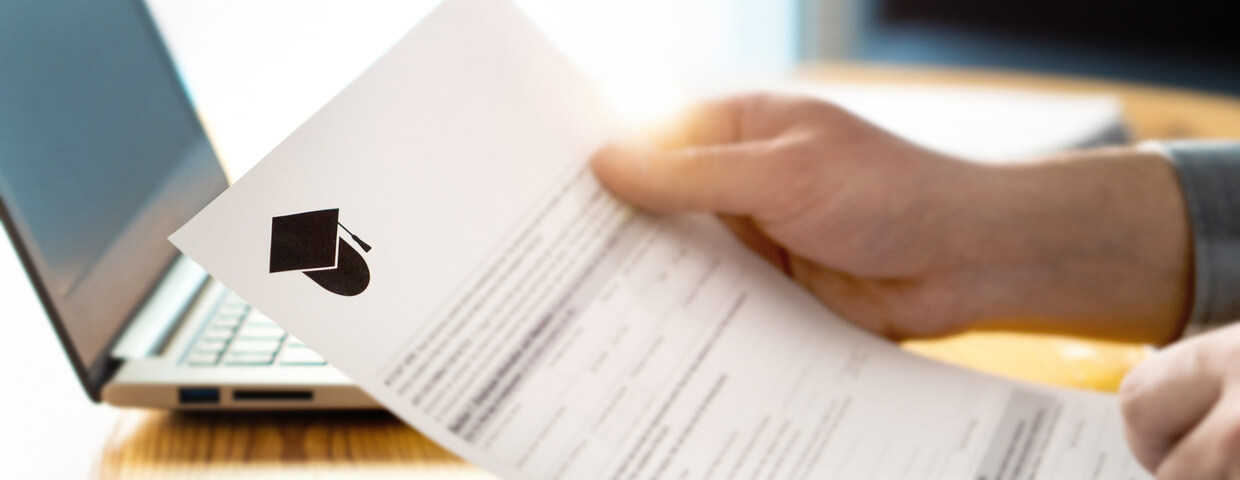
<box><xmin>650</xmin><ymin>96</ymin><xmax>746</xmax><ymax>149</ymax></box>
<box><xmin>652</xmin><ymin>93</ymin><xmax>805</xmax><ymax>149</ymax></box>
<box><xmin>716</xmin><ymin>214</ymin><xmax>790</xmax><ymax>274</ymax></box>
<box><xmin>590</xmin><ymin>140</ymin><xmax>783</xmax><ymax>214</ymax></box>
<box><xmin>1153</xmin><ymin>388</ymin><xmax>1240</xmax><ymax>480</ymax></box>
<box><xmin>1120</xmin><ymin>338</ymin><xmax>1224</xmax><ymax>472</ymax></box>
<box><xmin>786</xmin><ymin>259</ymin><xmax>896</xmax><ymax>338</ymax></box>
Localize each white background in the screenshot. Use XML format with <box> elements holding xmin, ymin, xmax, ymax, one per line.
<box><xmin>146</xmin><ymin>0</ymin><xmax>798</xmax><ymax>177</ymax></box>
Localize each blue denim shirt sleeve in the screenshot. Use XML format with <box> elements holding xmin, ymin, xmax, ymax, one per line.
<box><xmin>1159</xmin><ymin>141</ymin><xmax>1240</xmax><ymax>334</ymax></box>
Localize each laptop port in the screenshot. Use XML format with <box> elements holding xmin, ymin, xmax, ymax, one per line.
<box><xmin>233</xmin><ymin>390</ymin><xmax>313</xmax><ymax>401</ymax></box>
<box><xmin>178</xmin><ymin>387</ymin><xmax>220</xmax><ymax>405</ymax></box>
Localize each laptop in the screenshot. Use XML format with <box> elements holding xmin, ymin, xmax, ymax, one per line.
<box><xmin>0</xmin><ymin>0</ymin><xmax>375</xmax><ymax>409</ymax></box>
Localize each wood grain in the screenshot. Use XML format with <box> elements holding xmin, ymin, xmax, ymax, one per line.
<box><xmin>97</xmin><ymin>64</ymin><xmax>1240</xmax><ymax>478</ymax></box>
<box><xmin>100</xmin><ymin>410</ymin><xmax>492</xmax><ymax>479</ymax></box>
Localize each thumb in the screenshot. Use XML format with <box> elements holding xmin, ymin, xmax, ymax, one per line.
<box><xmin>590</xmin><ymin>141</ymin><xmax>779</xmax><ymax>215</ymax></box>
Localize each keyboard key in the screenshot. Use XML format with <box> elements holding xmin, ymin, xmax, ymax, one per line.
<box><xmin>279</xmin><ymin>348</ymin><xmax>326</xmax><ymax>365</ymax></box>
<box><xmin>222</xmin><ymin>351</ymin><xmax>275</xmax><ymax>365</ymax></box>
<box><xmin>202</xmin><ymin>327</ymin><xmax>236</xmax><ymax>341</ymax></box>
<box><xmin>244</xmin><ymin>320</ymin><xmax>282</xmax><ymax>330</ymax></box>
<box><xmin>228</xmin><ymin>339</ymin><xmax>281</xmax><ymax>353</ymax></box>
<box><xmin>209</xmin><ymin>314</ymin><xmax>244</xmax><ymax>328</ymax></box>
<box><xmin>205</xmin><ymin>322</ymin><xmax>239</xmax><ymax>334</ymax></box>
<box><xmin>187</xmin><ymin>351</ymin><xmax>221</xmax><ymax>366</ymax></box>
<box><xmin>194</xmin><ymin>338</ymin><xmax>228</xmax><ymax>353</ymax></box>
<box><xmin>246</xmin><ymin>310</ymin><xmax>278</xmax><ymax>326</ymax></box>
<box><xmin>236</xmin><ymin>324</ymin><xmax>285</xmax><ymax>340</ymax></box>
<box><xmin>215</xmin><ymin>301</ymin><xmax>249</xmax><ymax>316</ymax></box>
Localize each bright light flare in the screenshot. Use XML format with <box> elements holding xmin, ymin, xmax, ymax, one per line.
<box><xmin>598</xmin><ymin>64</ymin><xmax>687</xmax><ymax>130</ymax></box>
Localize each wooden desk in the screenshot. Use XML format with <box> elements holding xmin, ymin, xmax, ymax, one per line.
<box><xmin>93</xmin><ymin>65</ymin><xmax>1240</xmax><ymax>478</ymax></box>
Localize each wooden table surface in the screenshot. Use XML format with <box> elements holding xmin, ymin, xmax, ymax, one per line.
<box><xmin>49</xmin><ymin>64</ymin><xmax>1240</xmax><ymax>478</ymax></box>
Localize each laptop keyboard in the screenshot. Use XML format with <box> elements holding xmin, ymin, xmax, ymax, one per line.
<box><xmin>181</xmin><ymin>292</ymin><xmax>327</xmax><ymax>367</ymax></box>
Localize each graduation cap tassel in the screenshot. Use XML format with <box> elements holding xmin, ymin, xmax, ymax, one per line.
<box><xmin>338</xmin><ymin>222</ymin><xmax>373</xmax><ymax>253</ymax></box>
<box><xmin>352</xmin><ymin>234</ymin><xmax>373</xmax><ymax>253</ymax></box>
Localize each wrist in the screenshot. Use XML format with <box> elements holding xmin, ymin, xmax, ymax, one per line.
<box><xmin>953</xmin><ymin>148</ymin><xmax>1191</xmax><ymax>342</ymax></box>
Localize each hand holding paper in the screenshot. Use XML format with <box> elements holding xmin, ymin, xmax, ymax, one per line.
<box><xmin>591</xmin><ymin>94</ymin><xmax>1189</xmax><ymax>345</ymax></box>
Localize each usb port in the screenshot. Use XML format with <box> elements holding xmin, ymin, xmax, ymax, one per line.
<box><xmin>178</xmin><ymin>387</ymin><xmax>220</xmax><ymax>405</ymax></box>
<box><xmin>233</xmin><ymin>390</ymin><xmax>313</xmax><ymax>401</ymax></box>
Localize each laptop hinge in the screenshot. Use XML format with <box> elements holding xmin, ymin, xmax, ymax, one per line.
<box><xmin>111</xmin><ymin>255</ymin><xmax>208</xmax><ymax>359</ymax></box>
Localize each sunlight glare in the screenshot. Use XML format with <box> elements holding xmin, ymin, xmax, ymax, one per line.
<box><xmin>598</xmin><ymin>64</ymin><xmax>687</xmax><ymax>129</ymax></box>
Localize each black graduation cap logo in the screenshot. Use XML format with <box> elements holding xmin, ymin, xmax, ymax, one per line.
<box><xmin>270</xmin><ymin>208</ymin><xmax>372</xmax><ymax>296</ymax></box>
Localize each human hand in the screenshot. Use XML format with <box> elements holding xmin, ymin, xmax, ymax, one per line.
<box><xmin>1121</xmin><ymin>323</ymin><xmax>1240</xmax><ymax>478</ymax></box>
<box><xmin>590</xmin><ymin>93</ymin><xmax>1191</xmax><ymax>342</ymax></box>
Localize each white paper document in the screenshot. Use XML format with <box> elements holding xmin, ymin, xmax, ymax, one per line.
<box><xmin>170</xmin><ymin>0</ymin><xmax>1152</xmax><ymax>478</ymax></box>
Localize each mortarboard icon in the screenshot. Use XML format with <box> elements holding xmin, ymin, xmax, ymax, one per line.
<box><xmin>269</xmin><ymin>208</ymin><xmax>371</xmax><ymax>296</ymax></box>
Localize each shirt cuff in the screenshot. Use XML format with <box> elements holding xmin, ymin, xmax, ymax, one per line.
<box><xmin>1148</xmin><ymin>140</ymin><xmax>1240</xmax><ymax>335</ymax></box>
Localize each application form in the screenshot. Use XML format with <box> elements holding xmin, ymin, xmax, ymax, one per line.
<box><xmin>170</xmin><ymin>0</ymin><xmax>1152</xmax><ymax>478</ymax></box>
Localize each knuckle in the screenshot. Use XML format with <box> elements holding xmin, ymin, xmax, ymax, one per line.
<box><xmin>804</xmin><ymin>99</ymin><xmax>848</xmax><ymax>120</ymax></box>
<box><xmin>780</xmin><ymin>99</ymin><xmax>848</xmax><ymax>129</ymax></box>
<box><xmin>1218</xmin><ymin>416</ymin><xmax>1240</xmax><ymax>453</ymax></box>
<box><xmin>1213</xmin><ymin>336</ymin><xmax>1240</xmax><ymax>366</ymax></box>
<box><xmin>757</xmin><ymin>141</ymin><xmax>823</xmax><ymax>218</ymax></box>
<box><xmin>1119</xmin><ymin>364</ymin><xmax>1149</xmax><ymax>403</ymax></box>
<box><xmin>730</xmin><ymin>93</ymin><xmax>852</xmax><ymax>132</ymax></box>
<box><xmin>773</xmin><ymin>143</ymin><xmax>822</xmax><ymax>183</ymax></box>
<box><xmin>803</xmin><ymin>100</ymin><xmax>862</xmax><ymax>129</ymax></box>
<box><xmin>728</xmin><ymin>91</ymin><xmax>773</xmax><ymax>105</ymax></box>
<box><xmin>726</xmin><ymin>92</ymin><xmax>773</xmax><ymax>121</ymax></box>
<box><xmin>1119</xmin><ymin>365</ymin><xmax>1157</xmax><ymax>433</ymax></box>
<box><xmin>1182</xmin><ymin>338</ymin><xmax>1221</xmax><ymax>380</ymax></box>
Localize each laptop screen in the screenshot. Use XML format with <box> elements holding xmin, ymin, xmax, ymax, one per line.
<box><xmin>0</xmin><ymin>0</ymin><xmax>227</xmax><ymax>400</ymax></box>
